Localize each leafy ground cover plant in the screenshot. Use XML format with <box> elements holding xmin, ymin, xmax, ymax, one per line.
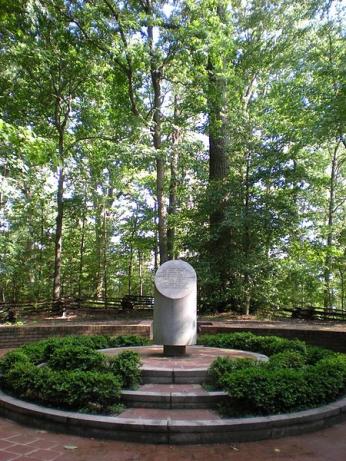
<box><xmin>0</xmin><ymin>335</ymin><xmax>147</xmax><ymax>414</ymax></box>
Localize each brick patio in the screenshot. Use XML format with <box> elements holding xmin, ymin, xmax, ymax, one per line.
<box><xmin>0</xmin><ymin>415</ymin><xmax>345</xmax><ymax>461</ymax></box>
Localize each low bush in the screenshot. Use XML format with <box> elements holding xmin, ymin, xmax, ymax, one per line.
<box><xmin>204</xmin><ymin>333</ymin><xmax>346</xmax><ymax>416</ymax></box>
<box><xmin>208</xmin><ymin>357</ymin><xmax>259</xmax><ymax>388</ymax></box>
<box><xmin>304</xmin><ymin>345</ymin><xmax>335</xmax><ymax>365</ymax></box>
<box><xmin>108</xmin><ymin>335</ymin><xmax>150</xmax><ymax>348</ymax></box>
<box><xmin>107</xmin><ymin>351</ymin><xmax>141</xmax><ymax>389</ymax></box>
<box><xmin>267</xmin><ymin>351</ymin><xmax>306</xmax><ymax>370</ymax></box>
<box><xmin>20</xmin><ymin>342</ymin><xmax>48</xmax><ymax>364</ymax></box>
<box><xmin>0</xmin><ymin>351</ymin><xmax>31</xmax><ymax>374</ymax></box>
<box><xmin>48</xmin><ymin>345</ymin><xmax>105</xmax><ymax>371</ymax></box>
<box><xmin>303</xmin><ymin>355</ymin><xmax>346</xmax><ymax>406</ymax></box>
<box><xmin>199</xmin><ymin>332</ymin><xmax>307</xmax><ymax>356</ymax></box>
<box><xmin>40</xmin><ymin>336</ymin><xmax>111</xmax><ymax>360</ymax></box>
<box><xmin>3</xmin><ymin>362</ymin><xmax>121</xmax><ymax>410</ymax></box>
<box><xmin>0</xmin><ymin>334</ymin><xmax>146</xmax><ymax>413</ymax></box>
<box><xmin>221</xmin><ymin>366</ymin><xmax>308</xmax><ymax>415</ymax></box>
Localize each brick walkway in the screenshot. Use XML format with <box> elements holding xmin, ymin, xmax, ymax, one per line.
<box><xmin>1</xmin><ymin>325</ymin><xmax>346</xmax><ymax>459</ymax></box>
<box><xmin>0</xmin><ymin>416</ymin><xmax>345</xmax><ymax>461</ymax></box>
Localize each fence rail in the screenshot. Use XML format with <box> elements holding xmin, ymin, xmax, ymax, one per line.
<box><xmin>0</xmin><ymin>295</ymin><xmax>154</xmax><ymax>323</ymax></box>
<box><xmin>1</xmin><ymin>299</ymin><xmax>346</xmax><ymax>323</ymax></box>
<box><xmin>275</xmin><ymin>306</ymin><xmax>346</xmax><ymax>321</ymax></box>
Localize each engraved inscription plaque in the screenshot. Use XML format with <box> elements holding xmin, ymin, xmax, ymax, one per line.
<box><xmin>155</xmin><ymin>260</ymin><xmax>196</xmax><ymax>300</ymax></box>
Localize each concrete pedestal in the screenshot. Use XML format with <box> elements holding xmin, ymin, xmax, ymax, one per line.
<box><xmin>163</xmin><ymin>345</ymin><xmax>187</xmax><ymax>357</ymax></box>
<box><xmin>153</xmin><ymin>260</ymin><xmax>197</xmax><ymax>354</ymax></box>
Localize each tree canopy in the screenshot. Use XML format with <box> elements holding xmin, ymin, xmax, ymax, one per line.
<box><xmin>0</xmin><ymin>0</ymin><xmax>345</xmax><ymax>314</ymax></box>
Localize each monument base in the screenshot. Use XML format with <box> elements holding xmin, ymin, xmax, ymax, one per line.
<box><xmin>163</xmin><ymin>345</ymin><xmax>186</xmax><ymax>357</ymax></box>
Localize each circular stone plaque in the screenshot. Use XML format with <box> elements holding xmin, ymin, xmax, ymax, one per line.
<box><xmin>154</xmin><ymin>260</ymin><xmax>196</xmax><ymax>300</ymax></box>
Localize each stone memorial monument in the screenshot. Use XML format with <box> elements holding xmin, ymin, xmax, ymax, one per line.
<box><xmin>153</xmin><ymin>259</ymin><xmax>197</xmax><ymax>356</ymax></box>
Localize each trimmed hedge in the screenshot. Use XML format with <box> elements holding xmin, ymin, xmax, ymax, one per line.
<box><xmin>0</xmin><ymin>335</ymin><xmax>147</xmax><ymax>414</ymax></box>
<box><xmin>107</xmin><ymin>351</ymin><xmax>141</xmax><ymax>389</ymax></box>
<box><xmin>202</xmin><ymin>332</ymin><xmax>346</xmax><ymax>416</ymax></box>
<box><xmin>48</xmin><ymin>345</ymin><xmax>105</xmax><ymax>371</ymax></box>
<box><xmin>199</xmin><ymin>332</ymin><xmax>307</xmax><ymax>356</ymax></box>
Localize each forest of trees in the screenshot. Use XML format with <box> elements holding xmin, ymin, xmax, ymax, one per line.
<box><xmin>0</xmin><ymin>0</ymin><xmax>345</xmax><ymax>315</ymax></box>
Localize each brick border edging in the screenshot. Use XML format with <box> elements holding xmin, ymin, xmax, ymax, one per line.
<box><xmin>198</xmin><ymin>323</ymin><xmax>346</xmax><ymax>352</ymax></box>
<box><xmin>0</xmin><ymin>390</ymin><xmax>345</xmax><ymax>444</ymax></box>
<box><xmin>0</xmin><ymin>322</ymin><xmax>152</xmax><ymax>348</ymax></box>
<box><xmin>1</xmin><ymin>321</ymin><xmax>346</xmax><ymax>352</ymax></box>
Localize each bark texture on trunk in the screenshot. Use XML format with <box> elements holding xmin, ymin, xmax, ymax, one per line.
<box><xmin>324</xmin><ymin>143</ymin><xmax>340</xmax><ymax>309</ymax></box>
<box><xmin>243</xmin><ymin>152</ymin><xmax>251</xmax><ymax>315</ymax></box>
<box><xmin>207</xmin><ymin>50</ymin><xmax>230</xmax><ymax>294</ymax></box>
<box><xmin>147</xmin><ymin>8</ymin><xmax>167</xmax><ymax>265</ymax></box>
<box><xmin>167</xmin><ymin>100</ymin><xmax>180</xmax><ymax>260</ymax></box>
<box><xmin>52</xmin><ymin>165</ymin><xmax>64</xmax><ymax>306</ymax></box>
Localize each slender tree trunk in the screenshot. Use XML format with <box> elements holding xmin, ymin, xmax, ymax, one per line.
<box><xmin>154</xmin><ymin>203</ymin><xmax>159</xmax><ymax>273</ymax></box>
<box><xmin>128</xmin><ymin>213</ymin><xmax>138</xmax><ymax>295</ymax></box>
<box><xmin>339</xmin><ymin>268</ymin><xmax>345</xmax><ymax>312</ymax></box>
<box><xmin>102</xmin><ymin>210</ymin><xmax>108</xmax><ymax>305</ymax></box>
<box><xmin>78</xmin><ymin>208</ymin><xmax>86</xmax><ymax>301</ymax></box>
<box><xmin>167</xmin><ymin>100</ymin><xmax>180</xmax><ymax>260</ymax></box>
<box><xmin>138</xmin><ymin>250</ymin><xmax>143</xmax><ymax>296</ymax></box>
<box><xmin>52</xmin><ymin>86</ymin><xmax>71</xmax><ymax>312</ymax></box>
<box><xmin>147</xmin><ymin>20</ymin><xmax>167</xmax><ymax>265</ymax></box>
<box><xmin>324</xmin><ymin>142</ymin><xmax>340</xmax><ymax>309</ymax></box>
<box><xmin>37</xmin><ymin>200</ymin><xmax>45</xmax><ymax>300</ymax></box>
<box><xmin>94</xmin><ymin>203</ymin><xmax>104</xmax><ymax>298</ymax></box>
<box><xmin>52</xmin><ymin>162</ymin><xmax>64</xmax><ymax>310</ymax></box>
<box><xmin>243</xmin><ymin>152</ymin><xmax>251</xmax><ymax>315</ymax></box>
<box><xmin>207</xmin><ymin>50</ymin><xmax>229</xmax><ymax>294</ymax></box>
<box><xmin>128</xmin><ymin>244</ymin><xmax>133</xmax><ymax>296</ymax></box>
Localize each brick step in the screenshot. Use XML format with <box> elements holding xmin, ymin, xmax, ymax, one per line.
<box><xmin>140</xmin><ymin>365</ymin><xmax>208</xmax><ymax>384</ymax></box>
<box><xmin>118</xmin><ymin>407</ymin><xmax>222</xmax><ymax>421</ymax></box>
<box><xmin>121</xmin><ymin>384</ymin><xmax>227</xmax><ymax>409</ymax></box>
<box><xmin>101</xmin><ymin>345</ymin><xmax>268</xmax><ymax>384</ymax></box>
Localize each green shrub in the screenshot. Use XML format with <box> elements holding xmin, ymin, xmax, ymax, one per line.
<box><xmin>40</xmin><ymin>369</ymin><xmax>122</xmax><ymax>409</ymax></box>
<box><xmin>2</xmin><ymin>362</ymin><xmax>37</xmax><ymax>396</ymax></box>
<box><xmin>48</xmin><ymin>345</ymin><xmax>105</xmax><ymax>371</ymax></box>
<box><xmin>0</xmin><ymin>351</ymin><xmax>31</xmax><ymax>374</ymax></box>
<box><xmin>205</xmin><ymin>333</ymin><xmax>346</xmax><ymax>416</ymax></box>
<box><xmin>107</xmin><ymin>351</ymin><xmax>141</xmax><ymax>389</ymax></box>
<box><xmin>267</xmin><ymin>351</ymin><xmax>306</xmax><ymax>370</ymax></box>
<box><xmin>42</xmin><ymin>336</ymin><xmax>110</xmax><ymax>360</ymax></box>
<box><xmin>198</xmin><ymin>332</ymin><xmax>306</xmax><ymax>356</ymax></box>
<box><xmin>3</xmin><ymin>361</ymin><xmax>122</xmax><ymax>410</ymax></box>
<box><xmin>108</xmin><ymin>335</ymin><xmax>150</xmax><ymax>348</ymax></box>
<box><xmin>305</xmin><ymin>345</ymin><xmax>335</xmax><ymax>365</ymax></box>
<box><xmin>303</xmin><ymin>355</ymin><xmax>346</xmax><ymax>406</ymax></box>
<box><xmin>221</xmin><ymin>366</ymin><xmax>308</xmax><ymax>415</ymax></box>
<box><xmin>0</xmin><ymin>334</ymin><xmax>146</xmax><ymax>413</ymax></box>
<box><xmin>20</xmin><ymin>341</ymin><xmax>48</xmax><ymax>363</ymax></box>
<box><xmin>19</xmin><ymin>334</ymin><xmax>148</xmax><ymax>363</ymax></box>
<box><xmin>208</xmin><ymin>357</ymin><xmax>259</xmax><ymax>388</ymax></box>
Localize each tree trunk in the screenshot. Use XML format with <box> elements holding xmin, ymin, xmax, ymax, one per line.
<box><xmin>167</xmin><ymin>99</ymin><xmax>180</xmax><ymax>260</ymax></box>
<box><xmin>52</xmin><ymin>87</ymin><xmax>71</xmax><ymax>313</ymax></box>
<box><xmin>102</xmin><ymin>210</ymin><xmax>108</xmax><ymax>305</ymax></box>
<box><xmin>324</xmin><ymin>142</ymin><xmax>340</xmax><ymax>309</ymax></box>
<box><xmin>128</xmin><ymin>243</ymin><xmax>133</xmax><ymax>296</ymax></box>
<box><xmin>52</xmin><ymin>163</ymin><xmax>64</xmax><ymax>310</ymax></box>
<box><xmin>153</xmin><ymin>203</ymin><xmax>159</xmax><ymax>272</ymax></box>
<box><xmin>138</xmin><ymin>250</ymin><xmax>143</xmax><ymax>296</ymax></box>
<box><xmin>147</xmin><ymin>20</ymin><xmax>167</xmax><ymax>265</ymax></box>
<box><xmin>78</xmin><ymin>208</ymin><xmax>86</xmax><ymax>301</ymax></box>
<box><xmin>243</xmin><ymin>152</ymin><xmax>251</xmax><ymax>315</ymax></box>
<box><xmin>207</xmin><ymin>50</ymin><xmax>229</xmax><ymax>293</ymax></box>
<box><xmin>339</xmin><ymin>267</ymin><xmax>345</xmax><ymax>312</ymax></box>
<box><xmin>94</xmin><ymin>203</ymin><xmax>104</xmax><ymax>298</ymax></box>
